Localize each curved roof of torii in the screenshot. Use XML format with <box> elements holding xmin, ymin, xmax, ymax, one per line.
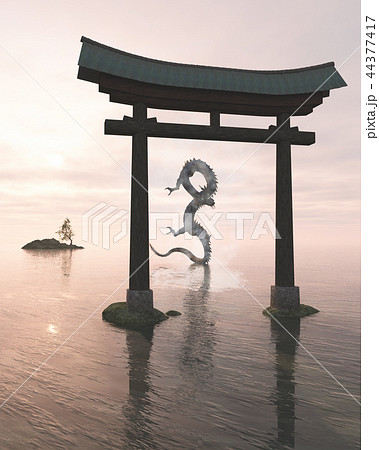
<box><xmin>77</xmin><ymin>36</ymin><xmax>347</xmax><ymax>116</ymax></box>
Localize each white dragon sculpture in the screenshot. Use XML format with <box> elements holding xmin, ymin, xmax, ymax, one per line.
<box><xmin>150</xmin><ymin>159</ymin><xmax>217</xmax><ymax>264</ymax></box>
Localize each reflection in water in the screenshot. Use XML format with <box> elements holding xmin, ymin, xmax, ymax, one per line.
<box><xmin>48</xmin><ymin>324</ymin><xmax>58</xmax><ymax>334</ymax></box>
<box><xmin>0</xmin><ymin>243</ymin><xmax>359</xmax><ymax>448</ymax></box>
<box><xmin>270</xmin><ymin>318</ymin><xmax>300</xmax><ymax>449</ymax></box>
<box><xmin>121</xmin><ymin>265</ymin><xmax>216</xmax><ymax>448</ymax></box>
<box><xmin>123</xmin><ymin>327</ymin><xmax>155</xmax><ymax>449</ymax></box>
<box><xmin>22</xmin><ymin>248</ymin><xmax>74</xmax><ymax>278</ymax></box>
<box><xmin>60</xmin><ymin>250</ymin><xmax>73</xmax><ymax>277</ymax></box>
<box><xmin>180</xmin><ymin>264</ymin><xmax>216</xmax><ymax>379</ymax></box>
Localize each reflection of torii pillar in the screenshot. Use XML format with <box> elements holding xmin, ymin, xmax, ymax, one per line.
<box><xmin>271</xmin><ymin>317</ymin><xmax>300</xmax><ymax>448</ymax></box>
<box><xmin>123</xmin><ymin>328</ymin><xmax>155</xmax><ymax>445</ymax></box>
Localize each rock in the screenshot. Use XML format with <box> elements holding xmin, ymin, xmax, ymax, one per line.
<box><xmin>165</xmin><ymin>310</ymin><xmax>182</xmax><ymax>317</ymax></box>
<box><xmin>102</xmin><ymin>302</ymin><xmax>168</xmax><ymax>330</ymax></box>
<box><xmin>22</xmin><ymin>238</ymin><xmax>84</xmax><ymax>250</ymax></box>
<box><xmin>262</xmin><ymin>304</ymin><xmax>319</xmax><ymax>319</ymax></box>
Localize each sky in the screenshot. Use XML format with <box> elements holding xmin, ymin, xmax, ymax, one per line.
<box><xmin>0</xmin><ymin>0</ymin><xmax>360</xmax><ymax>251</ymax></box>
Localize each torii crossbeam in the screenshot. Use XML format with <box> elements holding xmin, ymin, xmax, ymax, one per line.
<box><xmin>77</xmin><ymin>37</ymin><xmax>346</xmax><ymax>313</ymax></box>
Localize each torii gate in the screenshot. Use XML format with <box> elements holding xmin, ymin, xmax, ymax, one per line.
<box><xmin>77</xmin><ymin>37</ymin><xmax>346</xmax><ymax>313</ymax></box>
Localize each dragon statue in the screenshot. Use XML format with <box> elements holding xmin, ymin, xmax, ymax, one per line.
<box><xmin>150</xmin><ymin>159</ymin><xmax>217</xmax><ymax>265</ymax></box>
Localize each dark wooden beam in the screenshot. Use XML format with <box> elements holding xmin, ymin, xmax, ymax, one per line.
<box><xmin>97</xmin><ymin>73</ymin><xmax>328</xmax><ymax>117</ymax></box>
<box><xmin>108</xmin><ymin>91</ymin><xmax>316</xmax><ymax>116</ymax></box>
<box><xmin>210</xmin><ymin>111</ymin><xmax>220</xmax><ymax>128</ymax></box>
<box><xmin>105</xmin><ymin>116</ymin><xmax>315</xmax><ymax>146</ymax></box>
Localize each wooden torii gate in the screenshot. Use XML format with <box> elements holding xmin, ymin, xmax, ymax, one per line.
<box><xmin>77</xmin><ymin>37</ymin><xmax>346</xmax><ymax>312</ymax></box>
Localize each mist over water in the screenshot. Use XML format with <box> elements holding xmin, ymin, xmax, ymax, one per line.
<box><xmin>0</xmin><ymin>237</ymin><xmax>360</xmax><ymax>449</ymax></box>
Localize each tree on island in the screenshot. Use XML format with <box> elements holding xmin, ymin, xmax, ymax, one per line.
<box><xmin>56</xmin><ymin>218</ymin><xmax>75</xmax><ymax>246</ymax></box>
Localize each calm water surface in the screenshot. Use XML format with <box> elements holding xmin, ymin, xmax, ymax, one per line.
<box><xmin>0</xmin><ymin>240</ymin><xmax>360</xmax><ymax>449</ymax></box>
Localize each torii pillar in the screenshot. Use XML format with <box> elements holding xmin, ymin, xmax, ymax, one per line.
<box><xmin>271</xmin><ymin>113</ymin><xmax>299</xmax><ymax>310</ymax></box>
<box><xmin>126</xmin><ymin>103</ymin><xmax>153</xmax><ymax>312</ymax></box>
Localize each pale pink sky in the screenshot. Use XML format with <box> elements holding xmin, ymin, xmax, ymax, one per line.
<box><xmin>0</xmin><ymin>0</ymin><xmax>360</xmax><ymax>250</ymax></box>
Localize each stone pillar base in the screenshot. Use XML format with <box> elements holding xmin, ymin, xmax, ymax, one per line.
<box><xmin>127</xmin><ymin>289</ymin><xmax>153</xmax><ymax>312</ymax></box>
<box><xmin>270</xmin><ymin>286</ymin><xmax>300</xmax><ymax>310</ymax></box>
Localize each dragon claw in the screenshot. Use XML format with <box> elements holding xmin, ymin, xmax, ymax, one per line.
<box><xmin>166</xmin><ymin>227</ymin><xmax>175</xmax><ymax>235</ymax></box>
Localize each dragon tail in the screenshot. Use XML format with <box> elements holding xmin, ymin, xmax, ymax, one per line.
<box><xmin>150</xmin><ymin>244</ymin><xmax>206</xmax><ymax>265</ymax></box>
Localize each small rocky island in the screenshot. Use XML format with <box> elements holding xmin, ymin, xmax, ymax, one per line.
<box><xmin>22</xmin><ymin>238</ymin><xmax>84</xmax><ymax>250</ymax></box>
